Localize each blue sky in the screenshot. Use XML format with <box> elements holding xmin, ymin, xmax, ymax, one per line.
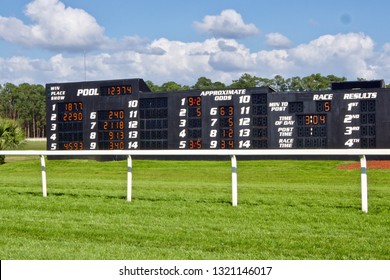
<box><xmin>1</xmin><ymin>0</ymin><xmax>390</xmax><ymax>85</ymax></box>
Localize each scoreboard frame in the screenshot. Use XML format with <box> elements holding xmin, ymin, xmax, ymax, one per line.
<box><xmin>46</xmin><ymin>78</ymin><xmax>390</xmax><ymax>153</ymax></box>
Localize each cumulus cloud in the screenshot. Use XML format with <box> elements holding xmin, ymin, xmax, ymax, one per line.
<box><xmin>0</xmin><ymin>1</ymin><xmax>388</xmax><ymax>86</ymax></box>
<box><xmin>266</xmin><ymin>33</ymin><xmax>292</xmax><ymax>49</ymax></box>
<box><xmin>254</xmin><ymin>49</ymin><xmax>295</xmax><ymax>74</ymax></box>
<box><xmin>1</xmin><ymin>32</ymin><xmax>388</xmax><ymax>86</ymax></box>
<box><xmin>0</xmin><ymin>0</ymin><xmax>107</xmax><ymax>52</ymax></box>
<box><xmin>0</xmin><ymin>56</ymin><xmax>51</xmax><ymax>84</ymax></box>
<box><xmin>193</xmin><ymin>9</ymin><xmax>260</xmax><ymax>39</ymax></box>
<box><xmin>253</xmin><ymin>33</ymin><xmax>377</xmax><ymax>79</ymax></box>
<box><xmin>292</xmin><ymin>33</ymin><xmax>374</xmax><ymax>65</ymax></box>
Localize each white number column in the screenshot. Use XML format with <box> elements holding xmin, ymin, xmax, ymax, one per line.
<box><xmin>89</xmin><ymin>112</ymin><xmax>97</xmax><ymax>149</ymax></box>
<box><xmin>238</xmin><ymin>95</ymin><xmax>251</xmax><ymax>148</ymax></box>
<box><xmin>49</xmin><ymin>104</ymin><xmax>57</xmax><ymax>150</ymax></box>
<box><xmin>178</xmin><ymin>98</ymin><xmax>187</xmax><ymax>149</ymax></box>
<box><xmin>128</xmin><ymin>100</ymin><xmax>139</xmax><ymax>149</ymax></box>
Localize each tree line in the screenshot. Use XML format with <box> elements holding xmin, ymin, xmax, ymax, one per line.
<box><xmin>0</xmin><ymin>83</ymin><xmax>45</xmax><ymax>138</ymax></box>
<box><xmin>146</xmin><ymin>73</ymin><xmax>351</xmax><ymax>92</ymax></box>
<box><xmin>1</xmin><ymin>73</ymin><xmax>388</xmax><ymax>138</ymax></box>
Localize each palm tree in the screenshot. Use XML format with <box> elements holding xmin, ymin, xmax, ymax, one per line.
<box><xmin>0</xmin><ymin>118</ymin><xmax>25</xmax><ymax>164</ymax></box>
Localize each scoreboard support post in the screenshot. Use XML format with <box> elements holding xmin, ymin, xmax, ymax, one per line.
<box><xmin>360</xmin><ymin>155</ymin><xmax>368</xmax><ymax>213</ymax></box>
<box><xmin>231</xmin><ymin>155</ymin><xmax>238</xmax><ymax>207</ymax></box>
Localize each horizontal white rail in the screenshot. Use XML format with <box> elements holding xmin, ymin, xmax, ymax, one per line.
<box><xmin>2</xmin><ymin>149</ymin><xmax>389</xmax><ymax>212</ymax></box>
<box><xmin>1</xmin><ymin>149</ymin><xmax>390</xmax><ymax>156</ymax></box>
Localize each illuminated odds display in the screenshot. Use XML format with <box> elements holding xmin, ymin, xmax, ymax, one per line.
<box><xmin>46</xmin><ymin>79</ymin><xmax>390</xmax><ymax>151</ymax></box>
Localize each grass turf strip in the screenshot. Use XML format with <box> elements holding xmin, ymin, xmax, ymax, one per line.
<box><xmin>0</xmin><ymin>158</ymin><xmax>389</xmax><ymax>259</ymax></box>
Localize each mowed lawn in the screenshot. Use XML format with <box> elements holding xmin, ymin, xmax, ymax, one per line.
<box><xmin>0</xmin><ymin>152</ymin><xmax>389</xmax><ymax>259</ymax></box>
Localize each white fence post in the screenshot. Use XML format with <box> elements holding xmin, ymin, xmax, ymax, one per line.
<box><xmin>360</xmin><ymin>155</ymin><xmax>368</xmax><ymax>213</ymax></box>
<box><xmin>231</xmin><ymin>155</ymin><xmax>238</xmax><ymax>206</ymax></box>
<box><xmin>127</xmin><ymin>155</ymin><xmax>132</xmax><ymax>202</ymax></box>
<box><xmin>40</xmin><ymin>155</ymin><xmax>47</xmax><ymax>197</ymax></box>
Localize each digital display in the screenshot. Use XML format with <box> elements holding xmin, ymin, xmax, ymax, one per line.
<box><xmin>97</xmin><ymin>110</ymin><xmax>125</xmax><ymax>150</ymax></box>
<box><xmin>100</xmin><ymin>85</ymin><xmax>132</xmax><ymax>96</ymax></box>
<box><xmin>46</xmin><ymin>79</ymin><xmax>390</xmax><ymax>151</ymax></box>
<box><xmin>184</xmin><ymin>96</ymin><xmax>202</xmax><ymax>149</ymax></box>
<box><xmin>297</xmin><ymin>114</ymin><xmax>327</xmax><ymax>126</ymax></box>
<box><xmin>55</xmin><ymin>102</ymin><xmax>83</xmax><ymax>150</ymax></box>
<box><xmin>58</xmin><ymin>102</ymin><xmax>83</xmax><ymax>122</ymax></box>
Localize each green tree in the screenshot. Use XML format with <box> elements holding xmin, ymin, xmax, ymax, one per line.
<box><xmin>255</xmin><ymin>77</ymin><xmax>274</xmax><ymax>88</ymax></box>
<box><xmin>192</xmin><ymin>77</ymin><xmax>213</xmax><ymax>89</ymax></box>
<box><xmin>0</xmin><ymin>83</ymin><xmax>46</xmax><ymax>138</ymax></box>
<box><xmin>212</xmin><ymin>81</ymin><xmax>227</xmax><ymax>89</ymax></box>
<box><xmin>230</xmin><ymin>73</ymin><xmax>258</xmax><ymax>88</ymax></box>
<box><xmin>301</xmin><ymin>73</ymin><xmax>329</xmax><ymax>91</ymax></box>
<box><xmin>0</xmin><ymin>83</ymin><xmax>18</xmax><ymax>120</ymax></box>
<box><xmin>326</xmin><ymin>74</ymin><xmax>347</xmax><ymax>84</ymax></box>
<box><xmin>160</xmin><ymin>81</ymin><xmax>187</xmax><ymax>92</ymax></box>
<box><xmin>0</xmin><ymin>118</ymin><xmax>25</xmax><ymax>164</ymax></box>
<box><xmin>285</xmin><ymin>76</ymin><xmax>305</xmax><ymax>91</ymax></box>
<box><xmin>192</xmin><ymin>77</ymin><xmax>226</xmax><ymax>90</ymax></box>
<box><xmin>300</xmin><ymin>73</ymin><xmax>347</xmax><ymax>91</ymax></box>
<box><xmin>15</xmin><ymin>83</ymin><xmax>46</xmax><ymax>138</ymax></box>
<box><xmin>273</xmin><ymin>75</ymin><xmax>288</xmax><ymax>91</ymax></box>
<box><xmin>145</xmin><ymin>80</ymin><xmax>161</xmax><ymax>92</ymax></box>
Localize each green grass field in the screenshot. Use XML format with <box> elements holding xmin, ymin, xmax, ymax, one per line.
<box><xmin>0</xmin><ymin>142</ymin><xmax>389</xmax><ymax>259</ymax></box>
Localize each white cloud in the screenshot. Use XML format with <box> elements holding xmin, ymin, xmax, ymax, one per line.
<box><xmin>288</xmin><ymin>33</ymin><xmax>376</xmax><ymax>79</ymax></box>
<box><xmin>0</xmin><ymin>1</ymin><xmax>389</xmax><ymax>86</ymax></box>
<box><xmin>292</xmin><ymin>33</ymin><xmax>374</xmax><ymax>65</ymax></box>
<box><xmin>0</xmin><ymin>56</ymin><xmax>49</xmax><ymax>84</ymax></box>
<box><xmin>208</xmin><ymin>40</ymin><xmax>256</xmax><ymax>72</ymax></box>
<box><xmin>193</xmin><ymin>9</ymin><xmax>260</xmax><ymax>39</ymax></box>
<box><xmin>266</xmin><ymin>33</ymin><xmax>292</xmax><ymax>49</ymax></box>
<box><xmin>254</xmin><ymin>49</ymin><xmax>295</xmax><ymax>74</ymax></box>
<box><xmin>2</xmin><ymin>32</ymin><xmax>390</xmax><ymax>86</ymax></box>
<box><xmin>0</xmin><ymin>0</ymin><xmax>107</xmax><ymax>52</ymax></box>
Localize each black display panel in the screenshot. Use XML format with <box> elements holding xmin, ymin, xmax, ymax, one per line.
<box><xmin>46</xmin><ymin>79</ymin><xmax>390</xmax><ymax>151</ymax></box>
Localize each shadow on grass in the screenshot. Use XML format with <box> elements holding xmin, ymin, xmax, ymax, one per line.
<box><xmin>13</xmin><ymin>189</ymin><xmax>233</xmax><ymax>206</ymax></box>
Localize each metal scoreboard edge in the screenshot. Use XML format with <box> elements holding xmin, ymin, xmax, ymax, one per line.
<box><xmin>46</xmin><ymin>79</ymin><xmax>390</xmax><ymax>152</ymax></box>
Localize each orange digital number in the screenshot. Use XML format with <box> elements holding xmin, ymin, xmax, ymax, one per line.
<box><xmin>109</xmin><ymin>141</ymin><xmax>125</xmax><ymax>150</ymax></box>
<box><xmin>227</xmin><ymin>117</ymin><xmax>234</xmax><ymax>127</ymax></box>
<box><xmin>109</xmin><ymin>131</ymin><xmax>125</xmax><ymax>140</ymax></box>
<box><xmin>221</xmin><ymin>128</ymin><xmax>234</xmax><ymax>138</ymax></box>
<box><xmin>63</xmin><ymin>142</ymin><xmax>83</xmax><ymax>150</ymax></box>
<box><xmin>220</xmin><ymin>140</ymin><xmax>234</xmax><ymax>149</ymax></box>
<box><xmin>188</xmin><ymin>96</ymin><xmax>201</xmax><ymax>107</ymax></box>
<box><xmin>108</xmin><ymin>110</ymin><xmax>124</xmax><ymax>120</ymax></box>
<box><xmin>219</xmin><ymin>106</ymin><xmax>234</xmax><ymax>116</ymax></box>
<box><xmin>305</xmin><ymin>115</ymin><xmax>311</xmax><ymax>125</ymax></box>
<box><xmin>65</xmin><ymin>102</ymin><xmax>83</xmax><ymax>111</ymax></box>
<box><xmin>189</xmin><ymin>139</ymin><xmax>202</xmax><ymax>149</ymax></box>
<box><xmin>107</xmin><ymin>86</ymin><xmax>132</xmax><ymax>95</ymax></box>
<box><xmin>324</xmin><ymin>101</ymin><xmax>330</xmax><ymax>112</ymax></box>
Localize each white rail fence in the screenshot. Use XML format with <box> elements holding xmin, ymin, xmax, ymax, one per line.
<box><xmin>1</xmin><ymin>149</ymin><xmax>390</xmax><ymax>212</ymax></box>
